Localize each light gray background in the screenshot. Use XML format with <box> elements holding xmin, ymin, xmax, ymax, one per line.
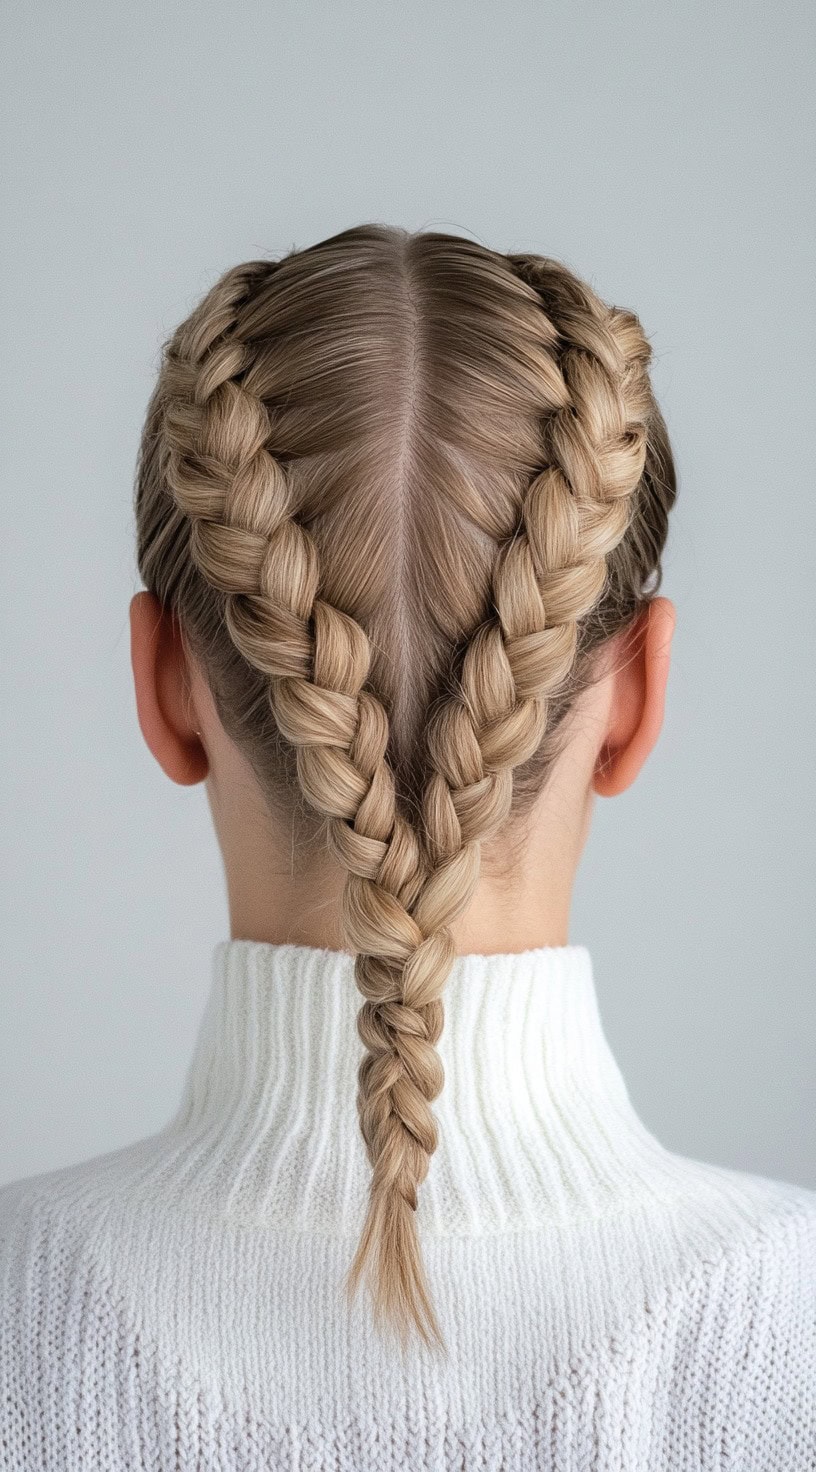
<box><xmin>1</xmin><ymin>0</ymin><xmax>813</xmax><ymax>1189</ymax></box>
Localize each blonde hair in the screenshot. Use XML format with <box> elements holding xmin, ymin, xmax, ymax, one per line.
<box><xmin>134</xmin><ymin>225</ymin><xmax>676</xmax><ymax>1353</ymax></box>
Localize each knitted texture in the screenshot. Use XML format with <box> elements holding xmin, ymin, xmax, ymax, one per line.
<box><xmin>1</xmin><ymin>940</ymin><xmax>814</xmax><ymax>1470</ymax></box>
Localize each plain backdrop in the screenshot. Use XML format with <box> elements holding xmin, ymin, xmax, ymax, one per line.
<box><xmin>1</xmin><ymin>0</ymin><xmax>813</xmax><ymax>1190</ymax></box>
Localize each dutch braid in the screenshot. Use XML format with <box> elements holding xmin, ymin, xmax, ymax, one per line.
<box><xmin>136</xmin><ymin>227</ymin><xmax>676</xmax><ymax>1356</ymax></box>
<box><xmin>344</xmin><ymin>256</ymin><xmax>654</xmax><ymax>1350</ymax></box>
<box><xmin>420</xmin><ymin>257</ymin><xmax>651</xmax><ymax>871</ymax></box>
<box><xmin>160</xmin><ymin>262</ymin><xmax>449</xmax><ymax>1348</ymax></box>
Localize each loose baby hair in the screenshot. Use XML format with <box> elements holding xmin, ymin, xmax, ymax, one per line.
<box><xmin>134</xmin><ymin>225</ymin><xmax>677</xmax><ymax>1354</ymax></box>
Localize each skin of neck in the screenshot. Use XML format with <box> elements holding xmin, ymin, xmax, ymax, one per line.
<box><xmin>129</xmin><ymin>592</ymin><xmax>675</xmax><ymax>956</ymax></box>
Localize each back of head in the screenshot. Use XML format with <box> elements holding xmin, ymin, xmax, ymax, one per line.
<box><xmin>134</xmin><ymin>224</ymin><xmax>676</xmax><ymax>1353</ymax></box>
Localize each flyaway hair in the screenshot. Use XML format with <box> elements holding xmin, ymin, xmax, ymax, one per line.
<box><xmin>134</xmin><ymin>225</ymin><xmax>676</xmax><ymax>1353</ymax></box>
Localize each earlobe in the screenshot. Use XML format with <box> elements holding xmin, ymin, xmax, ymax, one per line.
<box><xmin>592</xmin><ymin>597</ymin><xmax>676</xmax><ymax>799</ymax></box>
<box><xmin>129</xmin><ymin>591</ymin><xmax>209</xmax><ymax>786</ymax></box>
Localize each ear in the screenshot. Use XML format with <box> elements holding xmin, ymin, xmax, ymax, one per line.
<box><xmin>129</xmin><ymin>590</ymin><xmax>209</xmax><ymax>786</ymax></box>
<box><xmin>592</xmin><ymin>596</ymin><xmax>676</xmax><ymax>798</ymax></box>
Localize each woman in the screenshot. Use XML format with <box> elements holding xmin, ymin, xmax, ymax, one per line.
<box><xmin>1</xmin><ymin>225</ymin><xmax>813</xmax><ymax>1469</ymax></box>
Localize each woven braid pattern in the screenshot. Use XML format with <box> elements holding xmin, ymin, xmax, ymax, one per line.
<box><xmin>158</xmin><ymin>254</ymin><xmax>653</xmax><ymax>1352</ymax></box>
<box><xmin>160</xmin><ymin>263</ymin><xmax>455</xmax><ymax>1349</ymax></box>
<box><xmin>420</xmin><ymin>258</ymin><xmax>651</xmax><ymax>879</ymax></box>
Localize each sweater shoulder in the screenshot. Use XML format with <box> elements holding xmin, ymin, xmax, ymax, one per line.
<box><xmin>0</xmin><ymin>1139</ymin><xmax>167</xmax><ymax>1376</ymax></box>
<box><xmin>660</xmin><ymin>1156</ymin><xmax>816</xmax><ymax>1292</ymax></box>
<box><xmin>684</xmin><ymin>1168</ymin><xmax>816</xmax><ymax>1465</ymax></box>
<box><xmin>0</xmin><ymin>1132</ymin><xmax>162</xmax><ymax>1206</ymax></box>
<box><xmin>688</xmin><ymin>1158</ymin><xmax>816</xmax><ymax>1228</ymax></box>
<box><xmin>682</xmin><ymin>1162</ymin><xmax>816</xmax><ymax>1298</ymax></box>
<box><xmin>0</xmin><ymin>1133</ymin><xmax>166</xmax><ymax>1275</ymax></box>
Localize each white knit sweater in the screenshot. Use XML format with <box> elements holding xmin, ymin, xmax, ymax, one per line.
<box><xmin>1</xmin><ymin>940</ymin><xmax>814</xmax><ymax>1470</ymax></box>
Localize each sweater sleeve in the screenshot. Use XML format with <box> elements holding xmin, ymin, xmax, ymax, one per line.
<box><xmin>658</xmin><ymin>1186</ymin><xmax>816</xmax><ymax>1470</ymax></box>
<box><xmin>0</xmin><ymin>1178</ymin><xmax>41</xmax><ymax>1468</ymax></box>
<box><xmin>0</xmin><ymin>1171</ymin><xmax>102</xmax><ymax>1471</ymax></box>
<box><xmin>738</xmin><ymin>1195</ymin><xmax>816</xmax><ymax>1469</ymax></box>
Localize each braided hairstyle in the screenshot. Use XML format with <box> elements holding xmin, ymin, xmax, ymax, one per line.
<box><xmin>134</xmin><ymin>226</ymin><xmax>676</xmax><ymax>1353</ymax></box>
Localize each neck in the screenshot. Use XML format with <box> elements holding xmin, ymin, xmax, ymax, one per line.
<box><xmin>212</xmin><ymin>792</ymin><xmax>586</xmax><ymax>955</ymax></box>
<box><xmin>199</xmin><ymin>625</ymin><xmax>606</xmax><ymax>953</ymax></box>
<box><xmin>225</xmin><ymin>872</ymin><xmax>574</xmax><ymax>953</ymax></box>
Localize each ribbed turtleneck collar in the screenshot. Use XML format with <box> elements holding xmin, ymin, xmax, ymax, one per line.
<box><xmin>158</xmin><ymin>939</ymin><xmax>680</xmax><ymax>1236</ymax></box>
